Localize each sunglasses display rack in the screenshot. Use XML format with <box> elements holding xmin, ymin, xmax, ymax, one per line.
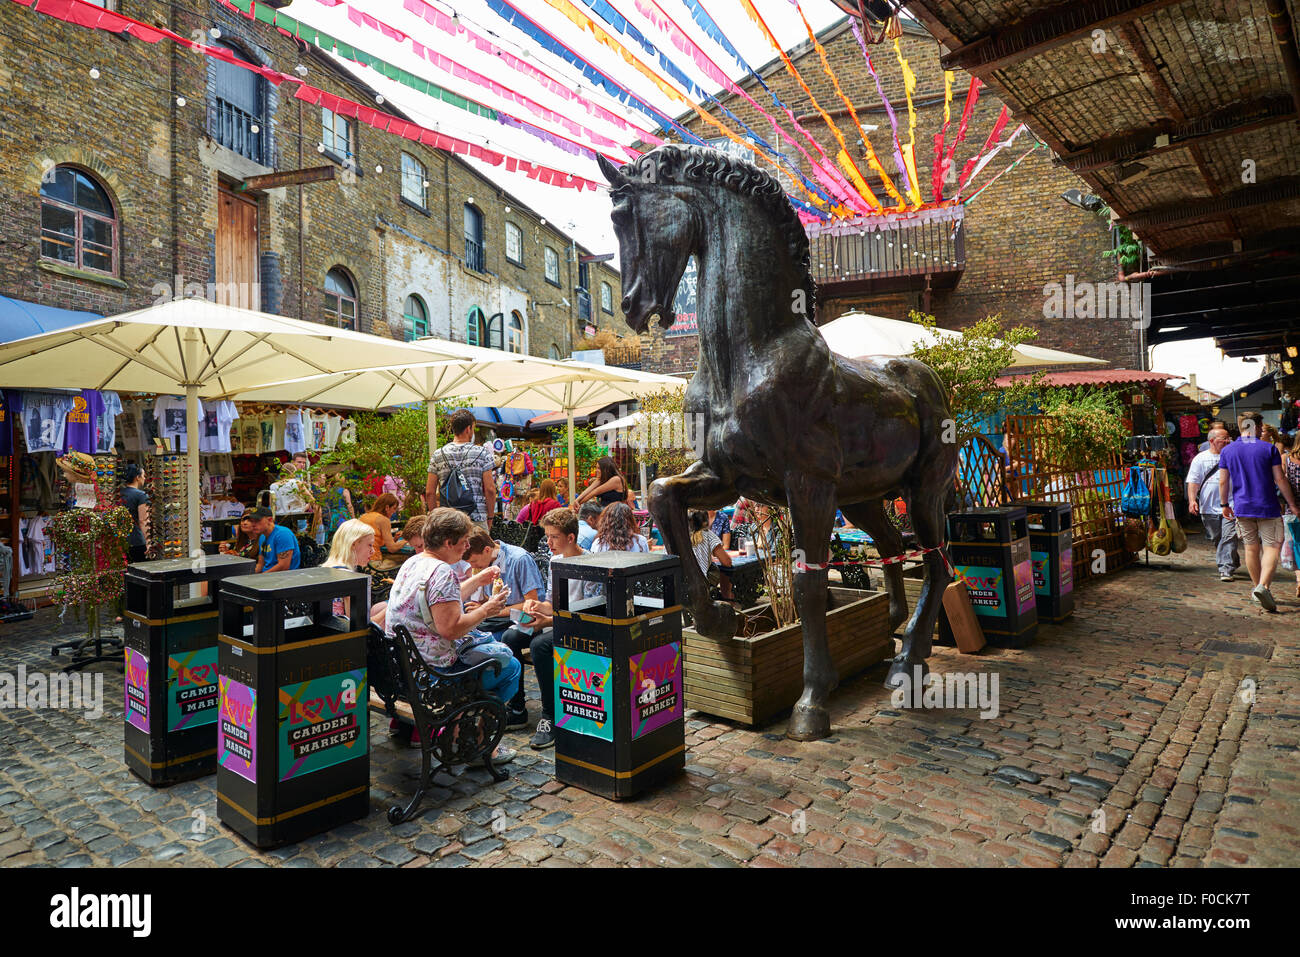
<box><xmin>146</xmin><ymin>452</ymin><xmax>191</xmax><ymax>559</ymax></box>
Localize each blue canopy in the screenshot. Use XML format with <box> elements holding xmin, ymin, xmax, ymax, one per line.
<box><xmin>0</xmin><ymin>294</ymin><xmax>101</xmax><ymax>344</ymax></box>
<box><xmin>468</xmin><ymin>406</ymin><xmax>551</xmax><ymax>428</ymax></box>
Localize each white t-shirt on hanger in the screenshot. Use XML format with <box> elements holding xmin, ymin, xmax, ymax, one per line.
<box><xmin>154</xmin><ymin>395</ymin><xmax>204</xmax><ymax>452</ymax></box>
<box><xmin>284</xmin><ymin>409</ymin><xmax>308</xmax><ymax>454</ymax></box>
<box><xmin>198</xmin><ymin>400</ymin><xmax>240</xmax><ymax>453</ymax></box>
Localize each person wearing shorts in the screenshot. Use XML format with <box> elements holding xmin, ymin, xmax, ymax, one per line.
<box><xmin>1219</xmin><ymin>412</ymin><xmax>1300</xmax><ymax>612</ymax></box>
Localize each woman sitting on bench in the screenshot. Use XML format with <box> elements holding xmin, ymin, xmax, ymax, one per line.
<box><xmin>385</xmin><ymin>509</ymin><xmax>520</xmax><ymax>761</ymax></box>
<box><xmin>322</xmin><ymin>519</ymin><xmax>388</xmax><ymax>627</ymax></box>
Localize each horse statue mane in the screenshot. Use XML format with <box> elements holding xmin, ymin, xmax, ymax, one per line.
<box><xmin>615</xmin><ymin>145</ymin><xmax>817</xmax><ymax>318</ymax></box>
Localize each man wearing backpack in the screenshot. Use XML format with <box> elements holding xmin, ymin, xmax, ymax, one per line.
<box><xmin>1187</xmin><ymin>427</ymin><xmax>1237</xmax><ymax>582</ymax></box>
<box><xmin>425</xmin><ymin>408</ymin><xmax>496</xmax><ymax>524</ymax></box>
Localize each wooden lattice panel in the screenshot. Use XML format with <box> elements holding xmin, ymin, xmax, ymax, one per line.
<box><xmin>1003</xmin><ymin>414</ymin><xmax>1134</xmax><ymax>582</ymax></box>
<box><xmin>956</xmin><ymin>433</ymin><xmax>1008</xmax><ymax>509</ymax></box>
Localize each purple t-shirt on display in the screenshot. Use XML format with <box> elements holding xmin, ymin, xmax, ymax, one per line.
<box><xmin>62</xmin><ymin>389</ymin><xmax>107</xmax><ymax>454</ymax></box>
<box><xmin>1218</xmin><ymin>439</ymin><xmax>1282</xmax><ymax>519</ymax></box>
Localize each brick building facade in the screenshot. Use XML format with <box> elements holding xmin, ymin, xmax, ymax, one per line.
<box><xmin>0</xmin><ymin>0</ymin><xmax>620</xmax><ymax>359</ymax></box>
<box><xmin>635</xmin><ymin>17</ymin><xmax>1138</xmax><ymax>374</ymax></box>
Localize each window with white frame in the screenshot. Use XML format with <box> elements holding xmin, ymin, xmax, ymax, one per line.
<box><xmin>544</xmin><ymin>246</ymin><xmax>560</xmax><ymax>286</ymax></box>
<box><xmin>600</xmin><ymin>281</ymin><xmax>613</xmax><ymax>314</ymax></box>
<box><xmin>505</xmin><ymin>222</ymin><xmax>523</xmax><ymax>266</ymax></box>
<box><xmin>322</xmin><ymin>107</ymin><xmax>354</xmax><ymax>164</ymax></box>
<box><xmin>508</xmin><ymin>311</ymin><xmax>524</xmax><ymax>354</ymax></box>
<box><xmin>401</xmin><ymin>153</ymin><xmax>426</xmax><ymax>208</ymax></box>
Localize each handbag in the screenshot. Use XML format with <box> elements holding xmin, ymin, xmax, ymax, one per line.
<box><xmin>1121</xmin><ymin>467</ymin><xmax>1151</xmax><ymax>518</ymax></box>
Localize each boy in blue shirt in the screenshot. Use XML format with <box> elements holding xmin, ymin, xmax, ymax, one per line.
<box><xmin>249</xmin><ymin>506</ymin><xmax>301</xmax><ymax>573</ymax></box>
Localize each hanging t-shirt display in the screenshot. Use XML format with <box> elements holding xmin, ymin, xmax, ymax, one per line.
<box><xmin>310</xmin><ymin>411</ymin><xmax>330</xmax><ymax>451</ymax></box>
<box><xmin>324</xmin><ymin>414</ymin><xmax>343</xmax><ymax>450</ymax></box>
<box><xmin>154</xmin><ymin>395</ymin><xmax>204</xmax><ymax>452</ymax></box>
<box><xmin>284</xmin><ymin>409</ymin><xmax>308</xmax><ymax>454</ymax></box>
<box><xmin>198</xmin><ymin>399</ymin><xmax>240</xmax><ymax>453</ymax></box>
<box><xmin>138</xmin><ymin>403</ymin><xmax>161</xmax><ymax>450</ymax></box>
<box><xmin>10</xmin><ymin>391</ymin><xmax>77</xmax><ymax>453</ymax></box>
<box><xmin>97</xmin><ymin>391</ymin><xmax>122</xmax><ymax>453</ymax></box>
<box><xmin>258</xmin><ymin>415</ymin><xmax>282</xmax><ymax>454</ymax></box>
<box><xmin>62</xmin><ymin>389</ymin><xmax>107</xmax><ymax>455</ymax></box>
<box><xmin>18</xmin><ymin>516</ymin><xmax>55</xmax><ymax>576</ymax></box>
<box><xmin>240</xmin><ymin>419</ymin><xmax>262</xmax><ymax>455</ymax></box>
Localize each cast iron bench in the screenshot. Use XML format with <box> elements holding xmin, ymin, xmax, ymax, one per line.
<box><xmin>366</xmin><ymin>624</ymin><xmax>509</xmax><ymax>824</ymax></box>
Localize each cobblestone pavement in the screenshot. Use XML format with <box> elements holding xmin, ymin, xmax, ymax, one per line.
<box><xmin>1</xmin><ymin>536</ymin><xmax>1296</xmax><ymax>868</ymax></box>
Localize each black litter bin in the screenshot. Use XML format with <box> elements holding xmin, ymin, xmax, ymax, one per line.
<box><xmin>1023</xmin><ymin>502</ymin><xmax>1074</xmax><ymax>623</ymax></box>
<box><xmin>122</xmin><ymin>554</ymin><xmax>255</xmax><ymax>785</ymax></box>
<box><xmin>216</xmin><ymin>567</ymin><xmax>370</xmax><ymax>848</ymax></box>
<box><xmin>549</xmin><ymin>552</ymin><xmax>685</xmax><ymax>801</ymax></box>
<box><xmin>944</xmin><ymin>507</ymin><xmax>1038</xmax><ymax>647</ymax></box>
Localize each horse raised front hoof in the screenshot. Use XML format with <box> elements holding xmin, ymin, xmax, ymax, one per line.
<box><xmin>884</xmin><ymin>656</ymin><xmax>929</xmax><ymax>692</ymax></box>
<box><xmin>691</xmin><ymin>599</ymin><xmax>740</xmax><ymax>639</ymax></box>
<box><xmin>787</xmin><ymin>703</ymin><xmax>831</xmax><ymax>741</ymax></box>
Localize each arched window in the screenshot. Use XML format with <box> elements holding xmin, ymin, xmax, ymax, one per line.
<box><xmin>40</xmin><ymin>166</ymin><xmax>117</xmax><ymax>276</ymax></box>
<box><xmin>403</xmin><ymin>294</ymin><xmax>428</xmax><ymax>341</ymax></box>
<box><xmin>600</xmin><ymin>281</ymin><xmax>614</xmax><ymax>314</ymax></box>
<box><xmin>464</xmin><ymin>203</ymin><xmax>485</xmax><ymax>272</ymax></box>
<box><xmin>466</xmin><ymin>307</ymin><xmax>488</xmax><ymax>347</ymax></box>
<box><xmin>212</xmin><ymin>42</ymin><xmax>265</xmax><ymax>162</ymax></box>
<box><xmin>324</xmin><ymin>268</ymin><xmax>358</xmax><ymax>330</ymax></box>
<box><xmin>507</xmin><ymin>310</ymin><xmax>524</xmax><ymax>354</ymax></box>
<box><xmin>548</xmin><ymin>343</ymin><xmax>562</xmax><ymax>360</ymax></box>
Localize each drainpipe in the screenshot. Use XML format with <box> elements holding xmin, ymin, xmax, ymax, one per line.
<box><xmin>1266</xmin><ymin>0</ymin><xmax>1300</xmax><ymax>117</ymax></box>
<box><xmin>444</xmin><ymin>153</ymin><xmax>453</xmax><ymax>338</ymax></box>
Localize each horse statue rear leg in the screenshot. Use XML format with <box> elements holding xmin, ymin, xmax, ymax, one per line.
<box><xmin>647</xmin><ymin>462</ymin><xmax>739</xmax><ymax>638</ymax></box>
<box><xmin>887</xmin><ymin>486</ymin><xmax>954</xmax><ymax>690</ymax></box>
<box><xmin>786</xmin><ymin>474</ymin><xmax>838</xmax><ymax>741</ymax></box>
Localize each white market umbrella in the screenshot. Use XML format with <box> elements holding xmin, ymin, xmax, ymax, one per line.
<box><xmin>820</xmin><ymin>312</ymin><xmax>1106</xmax><ymax>368</ymax></box>
<box><xmin>0</xmin><ymin>298</ymin><xmax>481</xmax><ymax>554</ymax></box>
<box><xmin>233</xmin><ymin>353</ymin><xmax>685</xmax><ymax>502</ymax></box>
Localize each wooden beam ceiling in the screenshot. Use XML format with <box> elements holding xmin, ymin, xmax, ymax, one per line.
<box><xmin>938</xmin><ymin>0</ymin><xmax>1185</xmax><ymax>74</ymax></box>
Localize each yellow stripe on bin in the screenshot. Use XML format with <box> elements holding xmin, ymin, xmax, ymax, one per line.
<box><xmin>555</xmin><ymin>743</ymin><xmax>684</xmax><ymax>779</ymax></box>
<box><xmin>552</xmin><ymin>605</ymin><xmax>682</xmax><ymax>627</ymax></box>
<box><xmin>218</xmin><ymin>785</ymin><xmax>368</xmax><ymax>827</ymax></box>
<box><xmin>124</xmin><ymin>742</ymin><xmax>218</xmax><ymax>769</ymax></box>
<box><xmin>125</xmin><ymin>610</ymin><xmax>218</xmax><ymax>627</ymax></box>
<box><xmin>218</xmin><ymin>628</ymin><xmax>369</xmax><ymax>655</ymax></box>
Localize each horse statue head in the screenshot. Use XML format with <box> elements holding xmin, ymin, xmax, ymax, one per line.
<box><xmin>597</xmin><ymin>147</ymin><xmax>816</xmax><ymax>340</ymax></box>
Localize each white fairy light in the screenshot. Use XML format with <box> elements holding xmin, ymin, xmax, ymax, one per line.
<box><xmin>89</xmin><ymin>67</ymin><xmax>100</xmax><ymax>79</ymax></box>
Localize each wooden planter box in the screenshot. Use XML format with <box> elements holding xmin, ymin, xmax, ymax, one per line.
<box><xmin>682</xmin><ymin>587</ymin><xmax>894</xmax><ymax>726</ymax></box>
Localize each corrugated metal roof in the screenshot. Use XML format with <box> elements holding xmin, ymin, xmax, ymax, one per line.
<box><xmin>994</xmin><ymin>369</ymin><xmax>1180</xmax><ymax>387</ymax></box>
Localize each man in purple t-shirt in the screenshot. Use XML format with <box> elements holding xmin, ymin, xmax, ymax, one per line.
<box><xmin>1219</xmin><ymin>412</ymin><xmax>1300</xmax><ymax>612</ymax></box>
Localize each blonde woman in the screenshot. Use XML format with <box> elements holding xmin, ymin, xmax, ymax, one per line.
<box><xmin>1283</xmin><ymin>433</ymin><xmax>1300</xmax><ymax>598</ymax></box>
<box><xmin>323</xmin><ymin>519</ymin><xmax>385</xmax><ymax>626</ymax></box>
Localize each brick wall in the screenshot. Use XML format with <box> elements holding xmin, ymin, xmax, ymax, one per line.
<box><xmin>636</xmin><ymin>19</ymin><xmax>1138</xmax><ymax>374</ymax></box>
<box><xmin>0</xmin><ymin>0</ymin><xmax>620</xmax><ymax>361</ymax></box>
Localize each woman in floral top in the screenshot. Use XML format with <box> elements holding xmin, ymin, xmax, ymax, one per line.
<box><xmin>385</xmin><ymin>509</ymin><xmax>518</xmax><ymax>688</ymax></box>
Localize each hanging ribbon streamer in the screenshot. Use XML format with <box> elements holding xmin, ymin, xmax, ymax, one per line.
<box><xmin>220</xmin><ymin>0</ymin><xmax>634</xmax><ymax>165</ymax></box>
<box><xmin>891</xmin><ymin>36</ymin><xmax>923</xmax><ymax>208</ymax></box>
<box><xmin>538</xmin><ymin>0</ymin><xmax>837</xmax><ymax>214</ymax></box>
<box><xmin>14</xmin><ymin>0</ymin><xmax>606</xmax><ymax>192</ymax></box>
<box><xmin>956</xmin><ymin>106</ymin><xmax>1011</xmax><ymax>194</ymax></box>
<box><xmin>632</xmin><ymin>0</ymin><xmax>851</xmax><ymax>211</ymax></box>
<box><xmin>791</xmin><ymin>0</ymin><xmax>905</xmax><ymax>210</ymax></box>
<box><xmin>482</xmin><ymin>0</ymin><xmax>703</xmax><ymax>145</ymax></box>
<box><xmin>958</xmin><ymin>122</ymin><xmax>1031</xmax><ymax>200</ymax></box>
<box><xmin>575</xmin><ymin>0</ymin><xmax>839</xmax><ymax>213</ymax></box>
<box><xmin>737</xmin><ymin>0</ymin><xmax>880</xmax><ymax>210</ymax></box>
<box><xmin>851</xmin><ymin>21</ymin><xmax>909</xmax><ymax>204</ymax></box>
<box><xmin>329</xmin><ymin>2</ymin><xmax>637</xmax><ymax>159</ymax></box>
<box><xmin>400</xmin><ymin>0</ymin><xmax>662</xmax><ymax>146</ymax></box>
<box><xmin>679</xmin><ymin>0</ymin><xmax>870</xmax><ymax>214</ymax></box>
<box><xmin>962</xmin><ymin>139</ymin><xmax>1043</xmax><ymax>205</ymax></box>
<box><xmin>930</xmin><ymin>70</ymin><xmax>954</xmax><ymax>203</ymax></box>
<box><xmin>939</xmin><ymin>76</ymin><xmax>982</xmax><ymax>200</ymax></box>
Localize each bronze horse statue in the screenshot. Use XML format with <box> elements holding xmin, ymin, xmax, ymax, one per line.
<box><xmin>598</xmin><ymin>146</ymin><xmax>958</xmax><ymax>741</ymax></box>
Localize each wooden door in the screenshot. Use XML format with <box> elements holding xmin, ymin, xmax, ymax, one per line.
<box><xmin>216</xmin><ymin>187</ymin><xmax>259</xmax><ymax>309</ymax></box>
